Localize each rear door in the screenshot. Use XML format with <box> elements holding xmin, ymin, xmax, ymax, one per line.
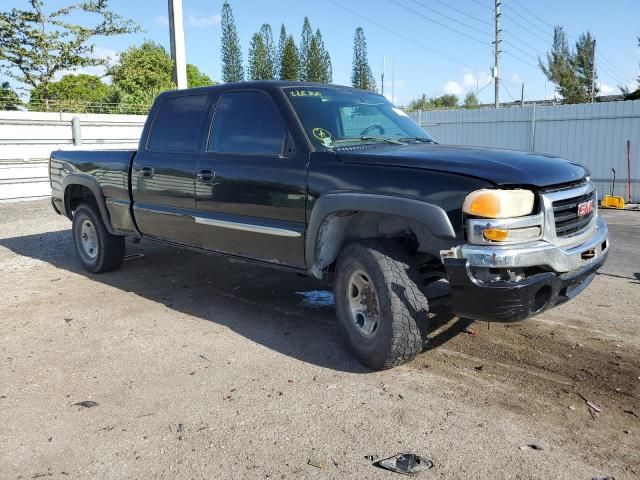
<box><xmin>193</xmin><ymin>89</ymin><xmax>308</xmax><ymax>268</ymax></box>
<box><xmin>131</xmin><ymin>92</ymin><xmax>211</xmax><ymax>245</ymax></box>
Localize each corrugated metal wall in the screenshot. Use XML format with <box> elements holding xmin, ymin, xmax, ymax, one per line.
<box><xmin>0</xmin><ymin>111</ymin><xmax>144</xmax><ymax>201</ymax></box>
<box><xmin>410</xmin><ymin>100</ymin><xmax>640</xmax><ymax>202</ymax></box>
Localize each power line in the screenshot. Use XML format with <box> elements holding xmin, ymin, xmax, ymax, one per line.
<box><xmin>507</xmin><ymin>0</ymin><xmax>636</xmax><ymax>86</ymax></box>
<box><xmin>424</xmin><ymin>0</ymin><xmax>493</xmax><ymax>27</ymax></box>
<box><xmin>470</xmin><ymin>0</ymin><xmax>493</xmax><ymax>10</ymax></box>
<box><xmin>390</xmin><ymin>0</ymin><xmax>491</xmax><ymax>45</ymax></box>
<box><xmin>404</xmin><ymin>0</ymin><xmax>492</xmax><ymax>38</ymax></box>
<box><xmin>500</xmin><ymin>79</ymin><xmax>516</xmax><ymax>101</ymax></box>
<box><xmin>325</xmin><ymin>0</ymin><xmax>475</xmax><ymax>69</ymax></box>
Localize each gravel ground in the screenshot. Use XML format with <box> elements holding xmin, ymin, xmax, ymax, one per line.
<box><xmin>0</xmin><ymin>200</ymin><xmax>638</xmax><ymax>479</ymax></box>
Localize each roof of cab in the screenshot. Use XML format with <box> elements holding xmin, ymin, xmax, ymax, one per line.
<box><xmin>157</xmin><ymin>80</ymin><xmax>378</xmax><ymax>98</ymax></box>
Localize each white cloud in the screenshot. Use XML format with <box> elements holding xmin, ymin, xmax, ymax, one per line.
<box><xmin>599</xmin><ymin>83</ymin><xmax>617</xmax><ymax>95</ymax></box>
<box><xmin>187</xmin><ymin>13</ymin><xmax>221</xmax><ymax>28</ymax></box>
<box><xmin>156</xmin><ymin>12</ymin><xmax>220</xmax><ymax>28</ymax></box>
<box><xmin>442</xmin><ymin>80</ymin><xmax>465</xmax><ymax>96</ymax></box>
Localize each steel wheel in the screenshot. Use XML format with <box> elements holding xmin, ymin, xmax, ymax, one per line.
<box><xmin>80</xmin><ymin>219</ymin><xmax>99</xmax><ymax>259</ymax></box>
<box><xmin>346</xmin><ymin>269</ymin><xmax>380</xmax><ymax>338</ymax></box>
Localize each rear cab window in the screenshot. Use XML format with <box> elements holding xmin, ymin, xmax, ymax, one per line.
<box><xmin>147</xmin><ymin>94</ymin><xmax>210</xmax><ymax>152</ymax></box>
<box><xmin>208</xmin><ymin>91</ymin><xmax>286</xmax><ymax>155</ymax></box>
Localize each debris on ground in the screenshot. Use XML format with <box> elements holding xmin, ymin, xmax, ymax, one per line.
<box><xmin>198</xmin><ymin>354</ymin><xmax>212</xmax><ymax>363</ymax></box>
<box><xmin>623</xmin><ymin>409</ymin><xmax>639</xmax><ymax>418</ymax></box>
<box><xmin>364</xmin><ymin>454</ymin><xmax>380</xmax><ymax>461</ymax></box>
<box><xmin>372</xmin><ymin>453</ymin><xmax>433</xmax><ymax>475</ymax></box>
<box><xmin>307</xmin><ymin>458</ymin><xmax>325</xmax><ymax>469</ymax></box>
<box><xmin>295</xmin><ymin>290</ymin><xmax>335</xmax><ymax>308</ymax></box>
<box><xmin>461</xmin><ymin>327</ymin><xmax>477</xmax><ymax>336</ymax></box>
<box><xmin>72</xmin><ymin>401</ymin><xmax>98</xmax><ymax>409</ymax></box>
<box><xmin>123</xmin><ymin>253</ymin><xmax>145</xmax><ymax>261</ymax></box>
<box><xmin>474</xmin><ymin>365</ymin><xmax>484</xmax><ymax>372</ymax></box>
<box><xmin>527</xmin><ymin>443</ymin><xmax>544</xmax><ymax>451</ymax></box>
<box><xmin>587</xmin><ymin>401</ymin><xmax>602</xmax><ymax>413</ymax></box>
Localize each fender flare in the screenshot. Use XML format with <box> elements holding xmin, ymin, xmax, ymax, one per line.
<box><xmin>61</xmin><ymin>174</ymin><xmax>116</xmax><ymax>234</ymax></box>
<box><xmin>305</xmin><ymin>193</ymin><xmax>457</xmax><ymax>273</ymax></box>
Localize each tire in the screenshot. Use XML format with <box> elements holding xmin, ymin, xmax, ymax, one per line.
<box><xmin>72</xmin><ymin>204</ymin><xmax>125</xmax><ymax>273</ymax></box>
<box><xmin>334</xmin><ymin>240</ymin><xmax>428</xmax><ymax>370</ymax></box>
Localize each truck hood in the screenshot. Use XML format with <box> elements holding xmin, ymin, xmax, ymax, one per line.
<box><xmin>336</xmin><ymin>144</ymin><xmax>588</xmax><ymax>188</ymax></box>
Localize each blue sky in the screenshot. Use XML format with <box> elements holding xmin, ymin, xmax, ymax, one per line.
<box><xmin>6</xmin><ymin>0</ymin><xmax>640</xmax><ymax>105</ymax></box>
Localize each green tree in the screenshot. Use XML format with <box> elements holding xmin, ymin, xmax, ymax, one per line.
<box><xmin>248</xmin><ymin>33</ymin><xmax>272</xmax><ymax>80</ymax></box>
<box><xmin>624</xmin><ymin>36</ymin><xmax>640</xmax><ymax>99</ymax></box>
<box><xmin>280</xmin><ymin>35</ymin><xmax>300</xmax><ymax>81</ymax></box>
<box><xmin>463</xmin><ymin>91</ymin><xmax>480</xmax><ymax>109</ymax></box>
<box><xmin>0</xmin><ymin>81</ymin><xmax>21</xmax><ymax>110</ymax></box>
<box><xmin>304</xmin><ymin>35</ymin><xmax>325</xmax><ymax>82</ymax></box>
<box><xmin>259</xmin><ymin>24</ymin><xmax>276</xmax><ymax>79</ymax></box>
<box><xmin>351</xmin><ymin>27</ymin><xmax>376</xmax><ymax>91</ymax></box>
<box><xmin>539</xmin><ymin>26</ymin><xmax>595</xmax><ymax>104</ymax></box>
<box><xmin>109</xmin><ymin>41</ymin><xmax>175</xmax><ymax>97</ymax></box>
<box><xmin>0</xmin><ymin>0</ymin><xmax>139</xmax><ymax>111</ymax></box>
<box><xmin>220</xmin><ymin>1</ymin><xmax>244</xmax><ymax>83</ymax></box>
<box><xmin>276</xmin><ymin>24</ymin><xmax>287</xmax><ymax>79</ymax></box>
<box><xmin>187</xmin><ymin>64</ymin><xmax>214</xmax><ymax>88</ymax></box>
<box><xmin>574</xmin><ymin>32</ymin><xmax>598</xmax><ymax>100</ymax></box>
<box><xmin>29</xmin><ymin>73</ymin><xmax>109</xmax><ymax>111</ymax></box>
<box><xmin>432</xmin><ymin>94</ymin><xmax>459</xmax><ymax>108</ymax></box>
<box><xmin>299</xmin><ymin>16</ymin><xmax>313</xmax><ymax>81</ymax></box>
<box><xmin>315</xmin><ymin>29</ymin><xmax>332</xmax><ymax>83</ymax></box>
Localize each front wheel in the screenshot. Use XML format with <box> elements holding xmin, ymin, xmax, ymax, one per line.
<box><xmin>72</xmin><ymin>204</ymin><xmax>125</xmax><ymax>273</ymax></box>
<box><xmin>334</xmin><ymin>240</ymin><xmax>428</xmax><ymax>370</ymax></box>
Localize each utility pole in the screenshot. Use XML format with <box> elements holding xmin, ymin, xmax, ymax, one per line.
<box><xmin>381</xmin><ymin>56</ymin><xmax>385</xmax><ymax>96</ymax></box>
<box><xmin>520</xmin><ymin>83</ymin><xmax>525</xmax><ymax>107</ymax></box>
<box><xmin>391</xmin><ymin>59</ymin><xmax>396</xmax><ymax>104</ymax></box>
<box><xmin>591</xmin><ymin>39</ymin><xmax>596</xmax><ymax>103</ymax></box>
<box><xmin>493</xmin><ymin>0</ymin><xmax>501</xmax><ymax>108</ymax></box>
<box><xmin>168</xmin><ymin>0</ymin><xmax>187</xmax><ymax>89</ymax></box>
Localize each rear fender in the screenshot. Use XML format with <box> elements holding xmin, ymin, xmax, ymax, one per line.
<box><xmin>62</xmin><ymin>174</ymin><xmax>116</xmax><ymax>235</ymax></box>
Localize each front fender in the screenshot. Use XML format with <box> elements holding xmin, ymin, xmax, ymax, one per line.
<box><xmin>305</xmin><ymin>193</ymin><xmax>457</xmax><ymax>277</ymax></box>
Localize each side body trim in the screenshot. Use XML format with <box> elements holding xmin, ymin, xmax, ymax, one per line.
<box><xmin>194</xmin><ymin>216</ymin><xmax>302</xmax><ymax>237</ymax></box>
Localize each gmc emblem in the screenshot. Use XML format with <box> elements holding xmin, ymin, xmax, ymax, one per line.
<box><xmin>577</xmin><ymin>199</ymin><xmax>594</xmax><ymax>217</ymax></box>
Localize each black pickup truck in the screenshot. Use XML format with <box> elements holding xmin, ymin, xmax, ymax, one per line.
<box><xmin>50</xmin><ymin>81</ymin><xmax>609</xmax><ymax>369</ymax></box>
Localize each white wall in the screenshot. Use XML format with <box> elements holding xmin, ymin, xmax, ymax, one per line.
<box><xmin>0</xmin><ymin>111</ymin><xmax>145</xmax><ymax>201</ymax></box>
<box><xmin>410</xmin><ymin>100</ymin><xmax>640</xmax><ymax>203</ymax></box>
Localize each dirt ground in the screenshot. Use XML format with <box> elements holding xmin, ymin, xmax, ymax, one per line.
<box><xmin>1</xmin><ymin>200</ymin><xmax>638</xmax><ymax>479</ymax></box>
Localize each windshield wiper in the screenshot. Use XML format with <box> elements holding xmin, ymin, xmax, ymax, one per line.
<box><xmin>330</xmin><ymin>136</ymin><xmax>405</xmax><ymax>146</ymax></box>
<box><xmin>398</xmin><ymin>136</ymin><xmax>437</xmax><ymax>144</ymax></box>
<box><xmin>360</xmin><ymin>136</ymin><xmax>405</xmax><ymax>145</ymax></box>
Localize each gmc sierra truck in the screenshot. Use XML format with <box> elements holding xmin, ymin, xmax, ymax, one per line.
<box><xmin>50</xmin><ymin>81</ymin><xmax>609</xmax><ymax>370</ymax></box>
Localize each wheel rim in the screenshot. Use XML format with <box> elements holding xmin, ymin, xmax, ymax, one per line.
<box><xmin>346</xmin><ymin>269</ymin><xmax>380</xmax><ymax>338</ymax></box>
<box><xmin>80</xmin><ymin>219</ymin><xmax>98</xmax><ymax>259</ymax></box>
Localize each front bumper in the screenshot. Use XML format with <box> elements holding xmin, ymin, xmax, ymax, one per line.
<box><xmin>442</xmin><ymin>217</ymin><xmax>609</xmax><ymax>322</ymax></box>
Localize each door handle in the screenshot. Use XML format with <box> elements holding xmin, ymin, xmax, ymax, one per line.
<box><xmin>196</xmin><ymin>169</ymin><xmax>214</xmax><ymax>183</ymax></box>
<box><xmin>140</xmin><ymin>166</ymin><xmax>154</xmax><ymax>178</ymax></box>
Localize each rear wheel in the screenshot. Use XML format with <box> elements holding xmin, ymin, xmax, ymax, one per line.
<box><xmin>72</xmin><ymin>204</ymin><xmax>125</xmax><ymax>273</ymax></box>
<box><xmin>334</xmin><ymin>240</ymin><xmax>428</xmax><ymax>370</ymax></box>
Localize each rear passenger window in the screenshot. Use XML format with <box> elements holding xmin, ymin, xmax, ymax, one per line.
<box><xmin>148</xmin><ymin>94</ymin><xmax>209</xmax><ymax>152</ymax></box>
<box><xmin>209</xmin><ymin>91</ymin><xmax>285</xmax><ymax>155</ymax></box>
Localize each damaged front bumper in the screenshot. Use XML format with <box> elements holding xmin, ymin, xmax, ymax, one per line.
<box><xmin>441</xmin><ymin>217</ymin><xmax>609</xmax><ymax>322</ymax></box>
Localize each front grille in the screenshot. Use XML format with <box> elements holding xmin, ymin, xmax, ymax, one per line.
<box><xmin>552</xmin><ymin>191</ymin><xmax>596</xmax><ymax>237</ymax></box>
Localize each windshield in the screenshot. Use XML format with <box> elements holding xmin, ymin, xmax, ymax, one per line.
<box><xmin>283</xmin><ymin>87</ymin><xmax>434</xmax><ymax>149</ymax></box>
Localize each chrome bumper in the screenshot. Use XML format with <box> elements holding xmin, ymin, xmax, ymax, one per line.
<box><xmin>444</xmin><ymin>216</ymin><xmax>609</xmax><ymax>274</ymax></box>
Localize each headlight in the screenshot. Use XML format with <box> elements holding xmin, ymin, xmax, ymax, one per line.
<box><xmin>463</xmin><ymin>189</ymin><xmax>535</xmax><ymax>218</ymax></box>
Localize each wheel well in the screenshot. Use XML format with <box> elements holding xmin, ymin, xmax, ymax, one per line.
<box><xmin>64</xmin><ymin>184</ymin><xmax>96</xmax><ymax>218</ymax></box>
<box><xmin>310</xmin><ymin>211</ymin><xmax>450</xmax><ymax>278</ymax></box>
